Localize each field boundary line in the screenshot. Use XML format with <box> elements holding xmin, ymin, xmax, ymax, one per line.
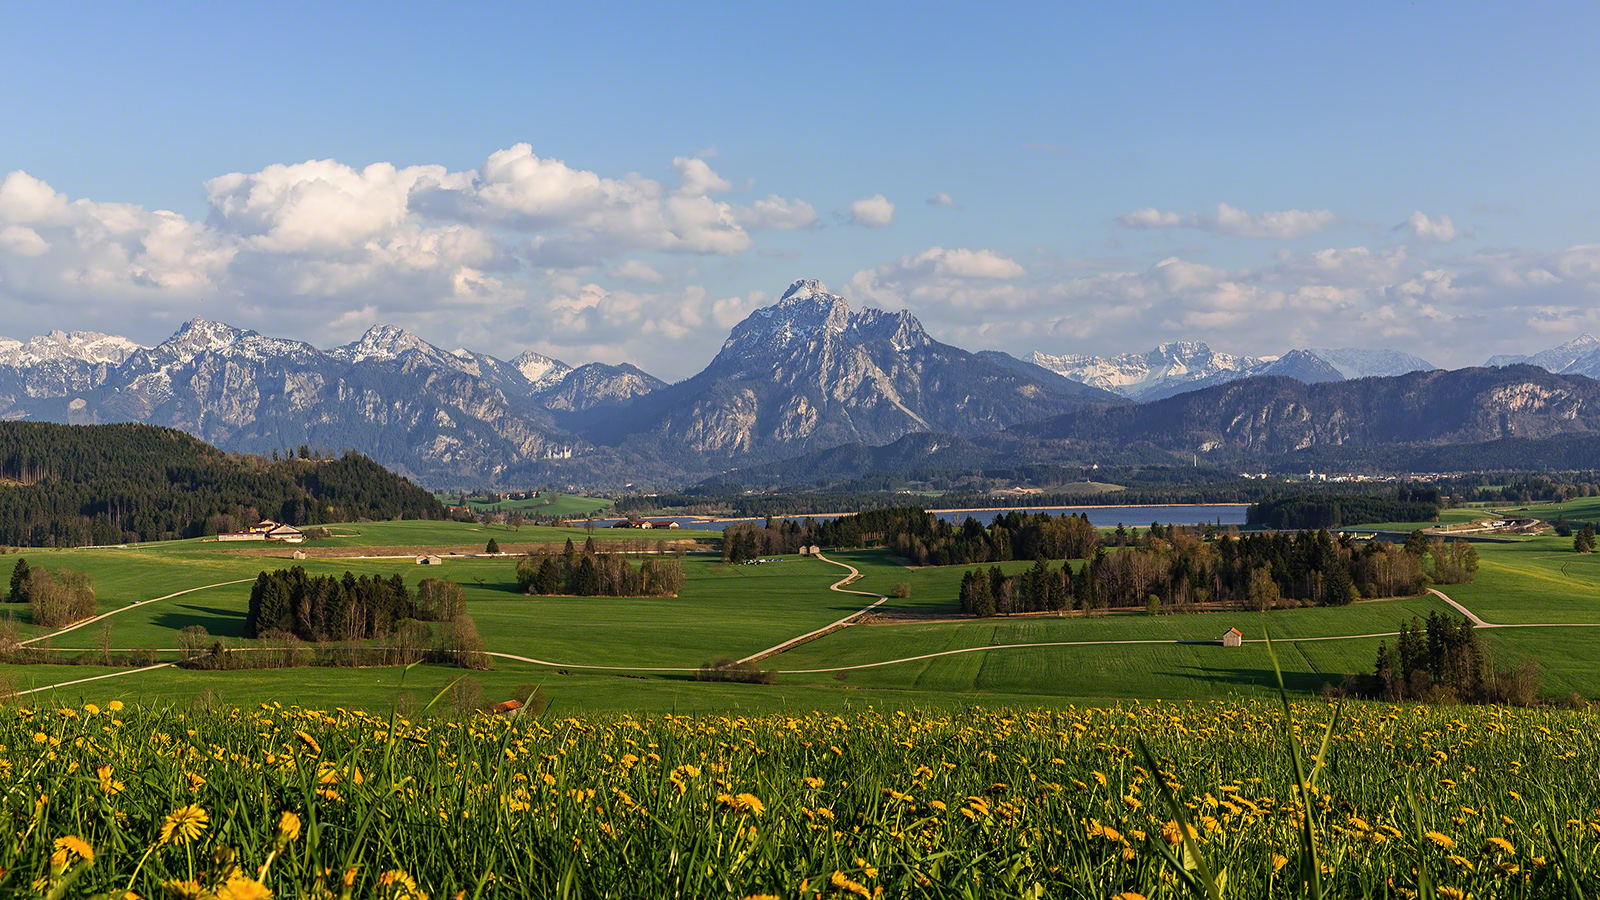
<box><xmin>19</xmin><ymin>578</ymin><xmax>256</xmax><ymax>647</ymax></box>
<box><xmin>11</xmin><ymin>662</ymin><xmax>176</xmax><ymax>696</ymax></box>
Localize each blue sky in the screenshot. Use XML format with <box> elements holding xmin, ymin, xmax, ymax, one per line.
<box><xmin>3</xmin><ymin>2</ymin><xmax>1599</xmax><ymax>378</ymax></box>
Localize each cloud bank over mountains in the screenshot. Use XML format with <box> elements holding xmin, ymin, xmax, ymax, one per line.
<box><xmin>2</xmin><ymin>146</ymin><xmax>1599</xmax><ymax>380</ymax></box>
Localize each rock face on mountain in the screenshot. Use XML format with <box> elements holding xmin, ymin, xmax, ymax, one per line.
<box><xmin>591</xmin><ymin>280</ymin><xmax>1118</xmax><ymax>459</ymax></box>
<box><xmin>1035</xmin><ymin>342</ymin><xmax>1435</xmax><ymax>400</ymax></box>
<box><xmin>1014</xmin><ymin>365</ymin><xmax>1600</xmax><ymax>458</ymax></box>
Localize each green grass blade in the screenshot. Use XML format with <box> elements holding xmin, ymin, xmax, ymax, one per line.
<box><xmin>1137</xmin><ymin>735</ymin><xmax>1223</xmax><ymax>900</ymax></box>
<box><xmin>1264</xmin><ymin>626</ymin><xmax>1322</xmax><ymax>900</ymax></box>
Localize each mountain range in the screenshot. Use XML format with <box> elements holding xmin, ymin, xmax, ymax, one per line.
<box><xmin>1032</xmin><ymin>342</ymin><xmax>1437</xmax><ymax>400</ymax></box>
<box><xmin>4</xmin><ymin>280</ymin><xmax>1600</xmax><ymax>488</ymax></box>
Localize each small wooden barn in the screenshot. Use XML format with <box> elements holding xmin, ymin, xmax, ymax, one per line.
<box><xmin>1220</xmin><ymin>627</ymin><xmax>1243</xmax><ymax>648</ymax></box>
<box><xmin>416</xmin><ymin>555</ymin><xmax>443</xmax><ymax>565</ymax></box>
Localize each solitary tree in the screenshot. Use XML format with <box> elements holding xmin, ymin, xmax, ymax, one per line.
<box><xmin>8</xmin><ymin>558</ymin><xmax>30</xmax><ymax>603</ymax></box>
<box><xmin>486</xmin><ymin>538</ymin><xmax>501</xmax><ymax>555</ymax></box>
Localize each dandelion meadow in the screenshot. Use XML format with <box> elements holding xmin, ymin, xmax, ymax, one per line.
<box><xmin>7</xmin><ymin>698</ymin><xmax>1598</xmax><ymax>898</ymax></box>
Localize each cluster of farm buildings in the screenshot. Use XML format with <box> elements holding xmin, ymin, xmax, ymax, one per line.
<box><xmin>216</xmin><ymin>520</ymin><xmax>304</xmax><ymax>543</ymax></box>
<box><xmin>608</xmin><ymin>520</ymin><xmax>681</xmax><ymax>529</ymax></box>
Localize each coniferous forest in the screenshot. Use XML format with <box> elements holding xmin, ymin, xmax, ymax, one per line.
<box><xmin>0</xmin><ymin>422</ymin><xmax>442</xmax><ymax>546</ymax></box>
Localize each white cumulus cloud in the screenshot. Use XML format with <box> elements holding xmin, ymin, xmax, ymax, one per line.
<box><xmin>845</xmin><ymin>194</ymin><xmax>895</xmax><ymax>227</ymax></box>
<box><xmin>1117</xmin><ymin>203</ymin><xmax>1335</xmax><ymax>239</ymax></box>
<box><xmin>1397</xmin><ymin>211</ymin><xmax>1458</xmax><ymax>243</ymax></box>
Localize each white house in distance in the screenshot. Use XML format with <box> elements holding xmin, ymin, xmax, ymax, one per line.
<box><xmin>1220</xmin><ymin>627</ymin><xmax>1243</xmax><ymax>647</ymax></box>
<box><xmin>216</xmin><ymin>520</ymin><xmax>304</xmax><ymax>544</ymax></box>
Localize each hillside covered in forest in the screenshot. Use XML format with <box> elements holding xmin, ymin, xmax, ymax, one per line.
<box><xmin>0</xmin><ymin>422</ymin><xmax>442</xmax><ymax>546</ymax></box>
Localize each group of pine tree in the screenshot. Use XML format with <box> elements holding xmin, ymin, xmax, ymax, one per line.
<box><xmin>955</xmin><ymin>524</ymin><xmax>1476</xmax><ymax>616</ymax></box>
<box><xmin>0</xmin><ymin>422</ymin><xmax>441</xmax><ymax>547</ymax></box>
<box><xmin>245</xmin><ymin>568</ymin><xmax>466</xmax><ymax>641</ymax></box>
<box><xmin>515</xmin><ymin>537</ymin><xmax>686</xmax><ymax>596</ymax></box>
<box><xmin>1352</xmin><ymin>613</ymin><xmax>1542</xmax><ymax>705</ymax></box>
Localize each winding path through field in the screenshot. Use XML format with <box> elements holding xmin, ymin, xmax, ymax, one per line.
<box><xmin>484</xmin><ymin>552</ymin><xmax>886</xmax><ymax>672</ymax></box>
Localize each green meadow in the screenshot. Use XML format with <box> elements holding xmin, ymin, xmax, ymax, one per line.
<box><xmin>5</xmin><ymin>516</ymin><xmax>1599</xmax><ymax>712</ymax></box>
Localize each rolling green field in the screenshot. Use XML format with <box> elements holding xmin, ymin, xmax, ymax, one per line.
<box><xmin>5</xmin><ymin>517</ymin><xmax>1599</xmax><ymax>712</ymax></box>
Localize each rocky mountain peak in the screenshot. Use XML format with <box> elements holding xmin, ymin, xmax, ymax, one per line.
<box><xmin>778</xmin><ymin>278</ymin><xmax>832</xmax><ymax>303</ymax></box>
<box><xmin>511</xmin><ymin>350</ymin><xmax>574</xmax><ymax>391</ymax></box>
<box><xmin>336</xmin><ymin>324</ymin><xmax>434</xmax><ymax>363</ymax></box>
<box><xmin>158</xmin><ymin>318</ymin><xmax>250</xmax><ymax>363</ymax></box>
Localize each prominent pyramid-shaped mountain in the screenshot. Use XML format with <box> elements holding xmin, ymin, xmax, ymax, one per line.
<box><xmin>581</xmin><ymin>279</ymin><xmax>1117</xmax><ymax>457</ymax></box>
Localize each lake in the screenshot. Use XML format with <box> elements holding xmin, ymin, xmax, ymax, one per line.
<box><xmin>592</xmin><ymin>504</ymin><xmax>1249</xmax><ymax>531</ymax></box>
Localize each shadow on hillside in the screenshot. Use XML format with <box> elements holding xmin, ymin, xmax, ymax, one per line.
<box><xmin>1166</xmin><ymin>665</ymin><xmax>1340</xmax><ymax>694</ymax></box>
<box><xmin>154</xmin><ymin>603</ymin><xmax>249</xmax><ymax>638</ymax></box>
<box><xmin>460</xmin><ymin>581</ymin><xmax>525</xmax><ymax>597</ymax></box>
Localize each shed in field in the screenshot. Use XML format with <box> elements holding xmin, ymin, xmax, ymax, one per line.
<box><xmin>417</xmin><ymin>555</ymin><xmax>443</xmax><ymax>565</ymax></box>
<box><xmin>291</xmin><ymin>549</ymin><xmax>307</xmax><ymax>560</ymax></box>
<box><xmin>1220</xmin><ymin>627</ymin><xmax>1243</xmax><ymax>648</ymax></box>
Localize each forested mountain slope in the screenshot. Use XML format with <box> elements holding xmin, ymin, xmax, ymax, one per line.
<box><xmin>0</xmin><ymin>422</ymin><xmax>442</xmax><ymax>546</ymax></box>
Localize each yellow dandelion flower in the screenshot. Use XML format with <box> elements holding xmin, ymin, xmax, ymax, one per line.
<box><xmin>1114</xmin><ymin>893</ymin><xmax>1149</xmax><ymax>900</ymax></box>
<box><xmin>159</xmin><ymin>805</ymin><xmax>209</xmax><ymax>845</ymax></box>
<box><xmin>1437</xmin><ymin>888</ymin><xmax>1467</xmax><ymax>900</ymax></box>
<box><xmin>108</xmin><ymin>700</ymin><xmax>124</xmax><ymax>711</ymax></box>
<box><xmin>1484</xmin><ymin>836</ymin><xmax>1514</xmax><ymax>855</ymax></box>
<box><xmin>295</xmin><ymin>731</ymin><xmax>321</xmax><ymax>755</ymax></box>
<box><xmin>83</xmin><ymin>703</ymin><xmax>100</xmax><ymax>715</ymax></box>
<box><xmin>1425</xmin><ymin>831</ymin><xmax>1456</xmax><ymax>850</ymax></box>
<box><xmin>277</xmin><ymin>811</ymin><xmax>302</xmax><ymax>843</ymax></box>
<box><xmin>1271</xmin><ymin>853</ymin><xmax>1289</xmax><ymax>874</ymax></box>
<box><xmin>53</xmin><ymin>835</ymin><xmax>94</xmax><ymax>863</ymax></box>
<box><xmin>829</xmin><ymin>871</ymin><xmax>871</xmax><ymax>898</ymax></box>
<box><xmin>214</xmin><ymin>877</ymin><xmax>273</xmax><ymax>900</ymax></box>
<box><xmin>161</xmin><ymin>879</ymin><xmax>210</xmax><ymax>900</ymax></box>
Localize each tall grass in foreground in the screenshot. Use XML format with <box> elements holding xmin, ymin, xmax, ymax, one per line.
<box><xmin>3</xmin><ymin>696</ymin><xmax>1597</xmax><ymax>898</ymax></box>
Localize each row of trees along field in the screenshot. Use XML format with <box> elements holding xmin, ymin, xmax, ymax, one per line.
<box><xmin>0</xmin><ymin>422</ymin><xmax>443</xmax><ymax>547</ymax></box>
<box><xmin>1245</xmin><ymin>489</ymin><xmax>1440</xmax><ymax>529</ymax></box>
<box><xmin>5</xmin><ymin>558</ymin><xmax>95</xmax><ymax>627</ymax></box>
<box><xmin>245</xmin><ymin>568</ymin><xmax>469</xmax><ymax>642</ymax></box>
<box><xmin>719</xmin><ymin>508</ymin><xmax>1105</xmax><ymax>565</ymax></box>
<box><xmin>957</xmin><ymin>526</ymin><xmax>1477</xmax><ymax>616</ymax></box>
<box><xmin>515</xmin><ymin>538</ymin><xmax>685</xmax><ymax>596</ymax></box>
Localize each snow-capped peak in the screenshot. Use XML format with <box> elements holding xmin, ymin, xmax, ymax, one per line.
<box><xmin>1487</xmin><ymin>334</ymin><xmax>1600</xmax><ymax>372</ymax></box>
<box><xmin>0</xmin><ymin>330</ymin><xmax>145</xmax><ymax>367</ymax></box>
<box><xmin>334</xmin><ymin>324</ymin><xmax>435</xmax><ymax>363</ymax></box>
<box><xmin>157</xmin><ymin>318</ymin><xmax>249</xmax><ymax>362</ymax></box>
<box><xmin>512</xmin><ymin>350</ymin><xmax>574</xmax><ymax>391</ymax></box>
<box><xmin>779</xmin><ymin>278</ymin><xmax>831</xmax><ymax>303</ymax></box>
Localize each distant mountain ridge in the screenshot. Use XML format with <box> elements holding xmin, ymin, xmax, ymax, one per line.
<box><xmin>1486</xmin><ymin>334</ymin><xmax>1600</xmax><ymax>379</ymax></box>
<box><xmin>1033</xmin><ymin>342</ymin><xmax>1435</xmax><ymax>400</ymax></box>
<box><xmin>2</xmin><ymin>291</ymin><xmax>1597</xmax><ymax>488</ymax></box>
